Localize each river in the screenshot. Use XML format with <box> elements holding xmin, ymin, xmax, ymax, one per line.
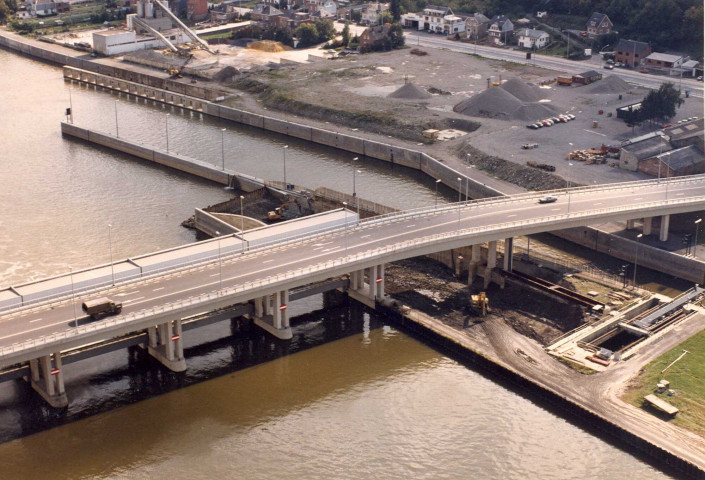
<box><xmin>0</xmin><ymin>48</ymin><xmax>673</xmax><ymax>479</ymax></box>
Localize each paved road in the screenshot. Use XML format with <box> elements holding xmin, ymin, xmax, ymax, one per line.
<box><xmin>406</xmin><ymin>33</ymin><xmax>704</xmax><ymax>98</ymax></box>
<box><xmin>2</xmin><ymin>178</ymin><xmax>705</xmax><ymax>361</ymax></box>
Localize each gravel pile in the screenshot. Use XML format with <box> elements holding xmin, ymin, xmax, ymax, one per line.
<box><xmin>387</xmin><ymin>82</ymin><xmax>432</xmax><ymax>99</ymax></box>
<box><xmin>583</xmin><ymin>75</ymin><xmax>631</xmax><ymax>94</ymax></box>
<box><xmin>499</xmin><ymin>78</ymin><xmax>545</xmax><ymax>102</ymax></box>
<box><xmin>454</xmin><ymin>83</ymin><xmax>558</xmax><ymax>121</ymax></box>
<box><xmin>213</xmin><ymin>66</ymin><xmax>240</xmax><ymax>83</ymax></box>
<box><xmin>453</xmin><ymin>87</ymin><xmax>523</xmax><ymax>119</ymax></box>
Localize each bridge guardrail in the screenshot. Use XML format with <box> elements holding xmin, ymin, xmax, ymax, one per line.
<box><xmin>2</xmin><ymin>193</ymin><xmax>705</xmax><ymax>359</ymax></box>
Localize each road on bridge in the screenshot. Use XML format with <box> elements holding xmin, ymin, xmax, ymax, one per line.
<box><xmin>2</xmin><ymin>177</ymin><xmax>705</xmax><ymax>362</ymax></box>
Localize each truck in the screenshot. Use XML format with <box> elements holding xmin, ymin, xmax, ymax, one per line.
<box><xmin>81</xmin><ymin>297</ymin><xmax>123</xmax><ymax>320</ymax></box>
<box><xmin>557</xmin><ymin>76</ymin><xmax>573</xmax><ymax>86</ymax></box>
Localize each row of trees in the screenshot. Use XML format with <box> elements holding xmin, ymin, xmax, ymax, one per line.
<box><xmin>622</xmin><ymin>83</ymin><xmax>684</xmax><ymax>125</ymax></box>
<box><xmin>231</xmin><ymin>19</ymin><xmax>336</xmax><ymax>49</ymax></box>
<box><xmin>0</xmin><ymin>0</ymin><xmax>17</xmax><ymax>24</ymax></box>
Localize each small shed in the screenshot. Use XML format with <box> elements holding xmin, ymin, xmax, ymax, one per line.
<box><xmin>572</xmin><ymin>70</ymin><xmax>603</xmax><ymax>85</ymax></box>
<box><xmin>644</xmin><ymin>394</ymin><xmax>678</xmax><ymax>416</ymax></box>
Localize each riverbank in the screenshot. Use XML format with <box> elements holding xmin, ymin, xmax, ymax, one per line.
<box><xmin>379</xmin><ymin>257</ymin><xmax>705</xmax><ymax>478</ymax></box>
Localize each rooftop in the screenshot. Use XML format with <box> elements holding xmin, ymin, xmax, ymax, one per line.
<box><xmin>623</xmin><ymin>134</ymin><xmax>671</xmax><ymax>160</ymax></box>
<box><xmin>646</xmin><ymin>52</ymin><xmax>685</xmax><ymax>63</ymax></box>
<box><xmin>656</xmin><ymin>145</ymin><xmax>705</xmax><ymax>171</ymax></box>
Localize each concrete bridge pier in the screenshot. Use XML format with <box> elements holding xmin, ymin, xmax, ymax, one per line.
<box><xmin>252</xmin><ymin>292</ymin><xmax>292</xmax><ymax>340</ymax></box>
<box><xmin>147</xmin><ymin>319</ymin><xmax>186</xmax><ymax>372</ymax></box>
<box><xmin>468</xmin><ymin>244</ymin><xmax>483</xmax><ymax>283</ymax></box>
<box><xmin>347</xmin><ymin>265</ymin><xmax>385</xmax><ymax>308</ymax></box>
<box><xmin>27</xmin><ymin>352</ymin><xmax>68</xmax><ymax>408</ymax></box>
<box><xmin>643</xmin><ymin>217</ymin><xmax>653</xmax><ymax>235</ymax></box>
<box><xmin>483</xmin><ymin>241</ymin><xmax>498</xmax><ymax>289</ymax></box>
<box><xmin>626</xmin><ymin>219</ymin><xmax>636</xmax><ymax>230</ymax></box>
<box><xmin>503</xmin><ymin>237</ymin><xmax>514</xmax><ymax>273</ymax></box>
<box><xmin>660</xmin><ymin>214</ymin><xmax>670</xmax><ymax>241</ymax></box>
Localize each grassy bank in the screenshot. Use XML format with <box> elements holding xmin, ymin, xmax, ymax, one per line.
<box><xmin>623</xmin><ymin>327</ymin><xmax>705</xmax><ymax>436</ymax></box>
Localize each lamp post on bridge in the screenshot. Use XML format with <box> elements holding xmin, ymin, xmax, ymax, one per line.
<box><xmin>694</xmin><ymin>218</ymin><xmax>702</xmax><ymax>258</ymax></box>
<box><xmin>215</xmin><ymin>230</ymin><xmax>223</xmax><ymax>291</ymax></box>
<box><xmin>283</xmin><ymin>145</ymin><xmax>289</xmax><ymax>189</ymax></box>
<box><xmin>114</xmin><ymin>100</ymin><xmax>119</xmax><ymax>138</ymax></box>
<box><xmin>239</xmin><ymin>195</ymin><xmax>246</xmax><ymax>253</ymax></box>
<box><xmin>633</xmin><ymin>233</ymin><xmax>643</xmax><ymax>288</ymax></box>
<box><xmin>69</xmin><ymin>267</ymin><xmax>77</xmax><ymax>324</ymax></box>
<box><xmin>165</xmin><ymin>113</ymin><xmax>170</xmax><ymax>153</ymax></box>
<box><xmin>343</xmin><ymin>202</ymin><xmax>348</xmax><ymax>256</ymax></box>
<box><xmin>108</xmin><ymin>223</ymin><xmax>115</xmax><ymax>285</ymax></box>
<box><xmin>352</xmin><ymin>156</ymin><xmax>360</xmax><ymax>215</ymax></box>
<box><xmin>434</xmin><ymin>178</ymin><xmax>442</xmax><ymax>208</ymax></box>
<box><xmin>221</xmin><ymin>128</ymin><xmax>226</xmax><ymax>171</ymax></box>
<box><xmin>457</xmin><ymin>177</ymin><xmax>462</xmax><ymax>232</ymax></box>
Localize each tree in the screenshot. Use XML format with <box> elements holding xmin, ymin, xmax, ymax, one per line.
<box><xmin>279</xmin><ymin>0</ymin><xmax>287</xmax><ymax>11</ymax></box>
<box><xmin>639</xmin><ymin>82</ymin><xmax>684</xmax><ymax>123</ymax></box>
<box><xmin>378</xmin><ymin>10</ymin><xmax>393</xmax><ymax>25</ymax></box>
<box><xmin>390</xmin><ymin>0</ymin><xmax>401</xmax><ymax>21</ymax></box>
<box><xmin>387</xmin><ymin>23</ymin><xmax>405</xmax><ymax>49</ymax></box>
<box><xmin>314</xmin><ymin>18</ymin><xmax>335</xmax><ymax>42</ymax></box>
<box><xmin>341</xmin><ymin>22</ymin><xmax>350</xmax><ymax>47</ymax></box>
<box><xmin>296</xmin><ymin>23</ymin><xmax>319</xmax><ymax>47</ymax></box>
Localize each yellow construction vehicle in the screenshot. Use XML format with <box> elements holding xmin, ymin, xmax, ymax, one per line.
<box><xmin>470</xmin><ymin>292</ymin><xmax>491</xmax><ymax>316</ymax></box>
<box><xmin>267</xmin><ymin>201</ymin><xmax>298</xmax><ymax>221</ymax></box>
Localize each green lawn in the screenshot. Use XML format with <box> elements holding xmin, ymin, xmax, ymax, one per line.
<box><xmin>622</xmin><ymin>328</ymin><xmax>705</xmax><ymax>436</ymax></box>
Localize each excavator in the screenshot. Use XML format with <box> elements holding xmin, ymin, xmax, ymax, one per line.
<box><xmin>469</xmin><ymin>291</ymin><xmax>491</xmax><ymax>317</ymax></box>
<box><xmin>267</xmin><ymin>201</ymin><xmax>298</xmax><ymax>221</ymax></box>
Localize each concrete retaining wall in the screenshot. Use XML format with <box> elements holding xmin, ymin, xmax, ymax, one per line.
<box><xmin>554</xmin><ymin>227</ymin><xmax>705</xmax><ymax>284</ymax></box>
<box><xmin>194</xmin><ymin>209</ymin><xmax>239</xmax><ymax>237</ymax></box>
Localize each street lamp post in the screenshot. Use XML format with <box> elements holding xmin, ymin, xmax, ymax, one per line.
<box><xmin>221</xmin><ymin>128</ymin><xmax>226</xmax><ymax>170</ymax></box>
<box><xmin>108</xmin><ymin>223</ymin><xmax>115</xmax><ymax>285</ymax></box>
<box><xmin>215</xmin><ymin>230</ymin><xmax>223</xmax><ymax>290</ymax></box>
<box><xmin>69</xmin><ymin>267</ymin><xmax>77</xmax><ymax>323</ymax></box>
<box><xmin>633</xmin><ymin>233</ymin><xmax>643</xmax><ymax>287</ymax></box>
<box><xmin>457</xmin><ymin>177</ymin><xmax>462</xmax><ymax>203</ymax></box>
<box><xmin>283</xmin><ymin>145</ymin><xmax>289</xmax><ymax>188</ymax></box>
<box><xmin>114</xmin><ymin>100</ymin><xmax>119</xmax><ymax>138</ymax></box>
<box><xmin>694</xmin><ymin>218</ymin><xmax>702</xmax><ymax>258</ymax></box>
<box><xmin>342</xmin><ymin>202</ymin><xmax>348</xmax><ymax>255</ymax></box>
<box><xmin>567</xmin><ymin>162</ymin><xmax>573</xmax><ymax>213</ymax></box>
<box><xmin>352</xmin><ymin>156</ymin><xmax>360</xmax><ymax>214</ymax></box>
<box><xmin>434</xmin><ymin>178</ymin><xmax>442</xmax><ymax>208</ymax></box>
<box><xmin>165</xmin><ymin>113</ymin><xmax>170</xmax><ymax>153</ymax></box>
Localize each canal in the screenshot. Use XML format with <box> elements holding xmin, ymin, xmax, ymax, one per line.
<box><xmin>0</xmin><ymin>48</ymin><xmax>674</xmax><ymax>479</ymax></box>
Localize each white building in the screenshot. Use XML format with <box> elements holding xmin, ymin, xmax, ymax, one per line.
<box><xmin>361</xmin><ymin>2</ymin><xmax>388</xmax><ymax>26</ymax></box>
<box><xmin>92</xmin><ymin>29</ymin><xmax>189</xmax><ymax>56</ymax></box>
<box><xmin>401</xmin><ymin>5</ymin><xmax>465</xmax><ymax>35</ymax></box>
<box><xmin>32</xmin><ymin>0</ymin><xmax>56</xmax><ymax>16</ymax></box>
<box><xmin>516</xmin><ymin>28</ymin><xmax>549</xmax><ymax>49</ymax></box>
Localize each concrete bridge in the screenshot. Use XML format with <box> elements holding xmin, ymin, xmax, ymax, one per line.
<box><xmin>2</xmin><ymin>176</ymin><xmax>704</xmax><ymax>407</ymax></box>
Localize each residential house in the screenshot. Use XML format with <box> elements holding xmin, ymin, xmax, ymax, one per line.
<box><xmin>55</xmin><ymin>1</ymin><xmax>69</xmax><ymax>13</ymax></box>
<box><xmin>572</xmin><ymin>70</ymin><xmax>602</xmax><ymax>84</ymax></box>
<box><xmin>361</xmin><ymin>2</ymin><xmax>388</xmax><ymax>26</ymax></box>
<box><xmin>32</xmin><ymin>0</ymin><xmax>56</xmax><ymax>16</ymax></box>
<box><xmin>359</xmin><ymin>24</ymin><xmax>389</xmax><ymax>50</ymax></box>
<box><xmin>251</xmin><ymin>4</ymin><xmax>284</xmax><ymax>25</ymax></box>
<box><xmin>615</xmin><ymin>39</ymin><xmax>651</xmax><ymax>68</ymax></box>
<box><xmin>421</xmin><ymin>5</ymin><xmax>450</xmax><ymax>33</ymax></box>
<box><xmin>306</xmin><ymin>0</ymin><xmax>336</xmax><ymax>17</ymax></box>
<box><xmin>465</xmin><ymin>13</ymin><xmax>489</xmax><ymax>40</ymax></box>
<box><xmin>516</xmin><ymin>28</ymin><xmax>549</xmax><ymax>49</ymax></box>
<box><xmin>643</xmin><ymin>52</ymin><xmax>687</xmax><ymax>70</ymax></box>
<box><xmin>585</xmin><ymin>12</ymin><xmax>612</xmax><ymax>37</ymax></box>
<box><xmin>186</xmin><ymin>0</ymin><xmax>208</xmax><ymax>21</ymax></box>
<box><xmin>680</xmin><ymin>59</ymin><xmax>702</xmax><ymax>78</ymax></box>
<box><xmin>488</xmin><ymin>15</ymin><xmax>513</xmax><ymax>44</ymax></box>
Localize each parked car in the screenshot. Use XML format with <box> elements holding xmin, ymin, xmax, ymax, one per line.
<box><xmin>538</xmin><ymin>196</ymin><xmax>558</xmax><ymax>204</ymax></box>
<box><xmin>606</xmin><ymin>59</ymin><xmax>615</xmax><ymax>64</ymax></box>
<box><xmin>567</xmin><ymin>114</ymin><xmax>576</xmax><ymax>120</ymax></box>
<box><xmin>661</xmin><ymin>123</ymin><xmax>672</xmax><ymax>129</ymax></box>
<box><xmin>603</xmin><ymin>64</ymin><xmax>614</xmax><ymax>70</ymax></box>
<box><xmin>526</xmin><ymin>123</ymin><xmax>538</xmax><ymax>129</ymax></box>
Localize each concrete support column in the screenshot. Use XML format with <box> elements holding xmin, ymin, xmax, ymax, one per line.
<box><xmin>375</xmin><ymin>264</ymin><xmax>385</xmax><ymax>300</ymax></box>
<box><xmin>263</xmin><ymin>295</ymin><xmax>272</xmax><ymax>316</ymax></box>
<box><xmin>274</xmin><ymin>291</ymin><xmax>282</xmax><ymax>329</ymax></box>
<box><xmin>27</xmin><ymin>353</ymin><xmax>68</xmax><ymax>408</ymax></box>
<box><xmin>147</xmin><ymin>320</ymin><xmax>186</xmax><ymax>372</ymax></box>
<box><xmin>626</xmin><ymin>219</ymin><xmax>636</xmax><ymax>230</ymax></box>
<box><xmin>254</xmin><ymin>297</ymin><xmax>263</xmax><ymax>317</ymax></box>
<box><xmin>660</xmin><ymin>214</ymin><xmax>670</xmax><ymax>242</ymax></box>
<box><xmin>643</xmin><ymin>217</ymin><xmax>653</xmax><ymax>236</ymax></box>
<box><xmin>282</xmin><ymin>290</ymin><xmax>290</xmax><ymax>328</ymax></box>
<box><xmin>367</xmin><ymin>266</ymin><xmax>376</xmax><ymax>299</ymax></box>
<box><xmin>472</xmin><ymin>244</ymin><xmax>482</xmax><ymax>263</ymax></box>
<box><xmin>503</xmin><ymin>237</ymin><xmax>514</xmax><ymax>272</ymax></box>
<box><xmin>487</xmin><ymin>241</ymin><xmax>497</xmax><ymax>269</ymax></box>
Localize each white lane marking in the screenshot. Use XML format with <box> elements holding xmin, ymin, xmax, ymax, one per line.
<box><xmin>262</xmin><ymin>259</ymin><xmax>274</xmax><ymax>264</ymax></box>
<box><xmin>29</xmin><ymin>318</ymin><xmax>42</xmax><ymax>324</ymax></box>
<box><xmin>507</xmin><ymin>214</ymin><xmax>517</xmax><ymax>218</ymax></box>
<box><xmin>210</xmin><ymin>273</ymin><xmax>220</xmax><ymax>277</ymax></box>
<box><xmin>360</xmin><ymin>235</ymin><xmax>371</xmax><ymax>239</ymax></box>
<box><xmin>123</xmin><ymin>297</ymin><xmax>145</xmax><ymax>304</ymax></box>
<box><xmin>406</xmin><ymin>224</ymin><xmax>416</xmax><ymax>228</ymax></box>
<box><xmin>595</xmin><ymin>202</ymin><xmax>603</xmax><ymax>206</ymax></box>
<box><xmin>153</xmin><ymin>287</ymin><xmax>165</xmax><ymax>292</ymax></box>
<box><xmin>551</xmin><ymin>208</ymin><xmax>561</xmax><ymax>211</ymax></box>
<box><xmin>115</xmin><ymin>291</ymin><xmax>138</xmax><ymax>297</ymax></box>
<box><xmin>583</xmin><ymin>129</ymin><xmax>606</xmax><ymax>137</ymax></box>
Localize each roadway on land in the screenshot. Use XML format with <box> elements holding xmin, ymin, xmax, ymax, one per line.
<box><xmin>2</xmin><ymin>178</ymin><xmax>705</xmax><ymax>360</ymax></box>
<box><xmin>406</xmin><ymin>33</ymin><xmax>704</xmax><ymax>98</ymax></box>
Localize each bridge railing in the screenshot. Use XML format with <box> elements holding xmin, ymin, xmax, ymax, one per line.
<box><xmin>3</xmin><ymin>192</ymin><xmax>705</xmax><ymax>359</ymax></box>
<box><xmin>1</xmin><ymin>176</ymin><xmax>703</xmax><ymax>316</ymax></box>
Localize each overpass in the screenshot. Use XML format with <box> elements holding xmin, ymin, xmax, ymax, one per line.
<box><xmin>2</xmin><ymin>175</ymin><xmax>705</xmax><ymax>407</ymax></box>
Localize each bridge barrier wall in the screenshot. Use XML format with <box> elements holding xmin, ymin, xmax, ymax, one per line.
<box><xmin>194</xmin><ymin>209</ymin><xmax>240</xmax><ymax>237</ymax></box>
<box><xmin>420</xmin><ymin>154</ymin><xmax>503</xmax><ymax>199</ymax></box>
<box><xmin>555</xmin><ymin>227</ymin><xmax>705</xmax><ymax>284</ymax></box>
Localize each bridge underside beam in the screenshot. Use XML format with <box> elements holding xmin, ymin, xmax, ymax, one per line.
<box><xmin>251</xmin><ymin>292</ymin><xmax>292</xmax><ymax>340</ymax></box>
<box><xmin>147</xmin><ymin>319</ymin><xmax>186</xmax><ymax>372</ymax></box>
<box><xmin>27</xmin><ymin>352</ymin><xmax>67</xmax><ymax>408</ymax></box>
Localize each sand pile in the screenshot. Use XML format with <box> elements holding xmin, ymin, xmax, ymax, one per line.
<box><xmin>247</xmin><ymin>40</ymin><xmax>290</xmax><ymax>52</ymax></box>
<box><xmin>387</xmin><ymin>82</ymin><xmax>432</xmax><ymax>99</ymax></box>
<box><xmin>514</xmin><ymin>103</ymin><xmax>559</xmax><ymax>121</ymax></box>
<box><xmin>583</xmin><ymin>75</ymin><xmax>631</xmax><ymax>94</ymax></box>
<box><xmin>499</xmin><ymin>78</ymin><xmax>545</xmax><ymax>102</ymax></box>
